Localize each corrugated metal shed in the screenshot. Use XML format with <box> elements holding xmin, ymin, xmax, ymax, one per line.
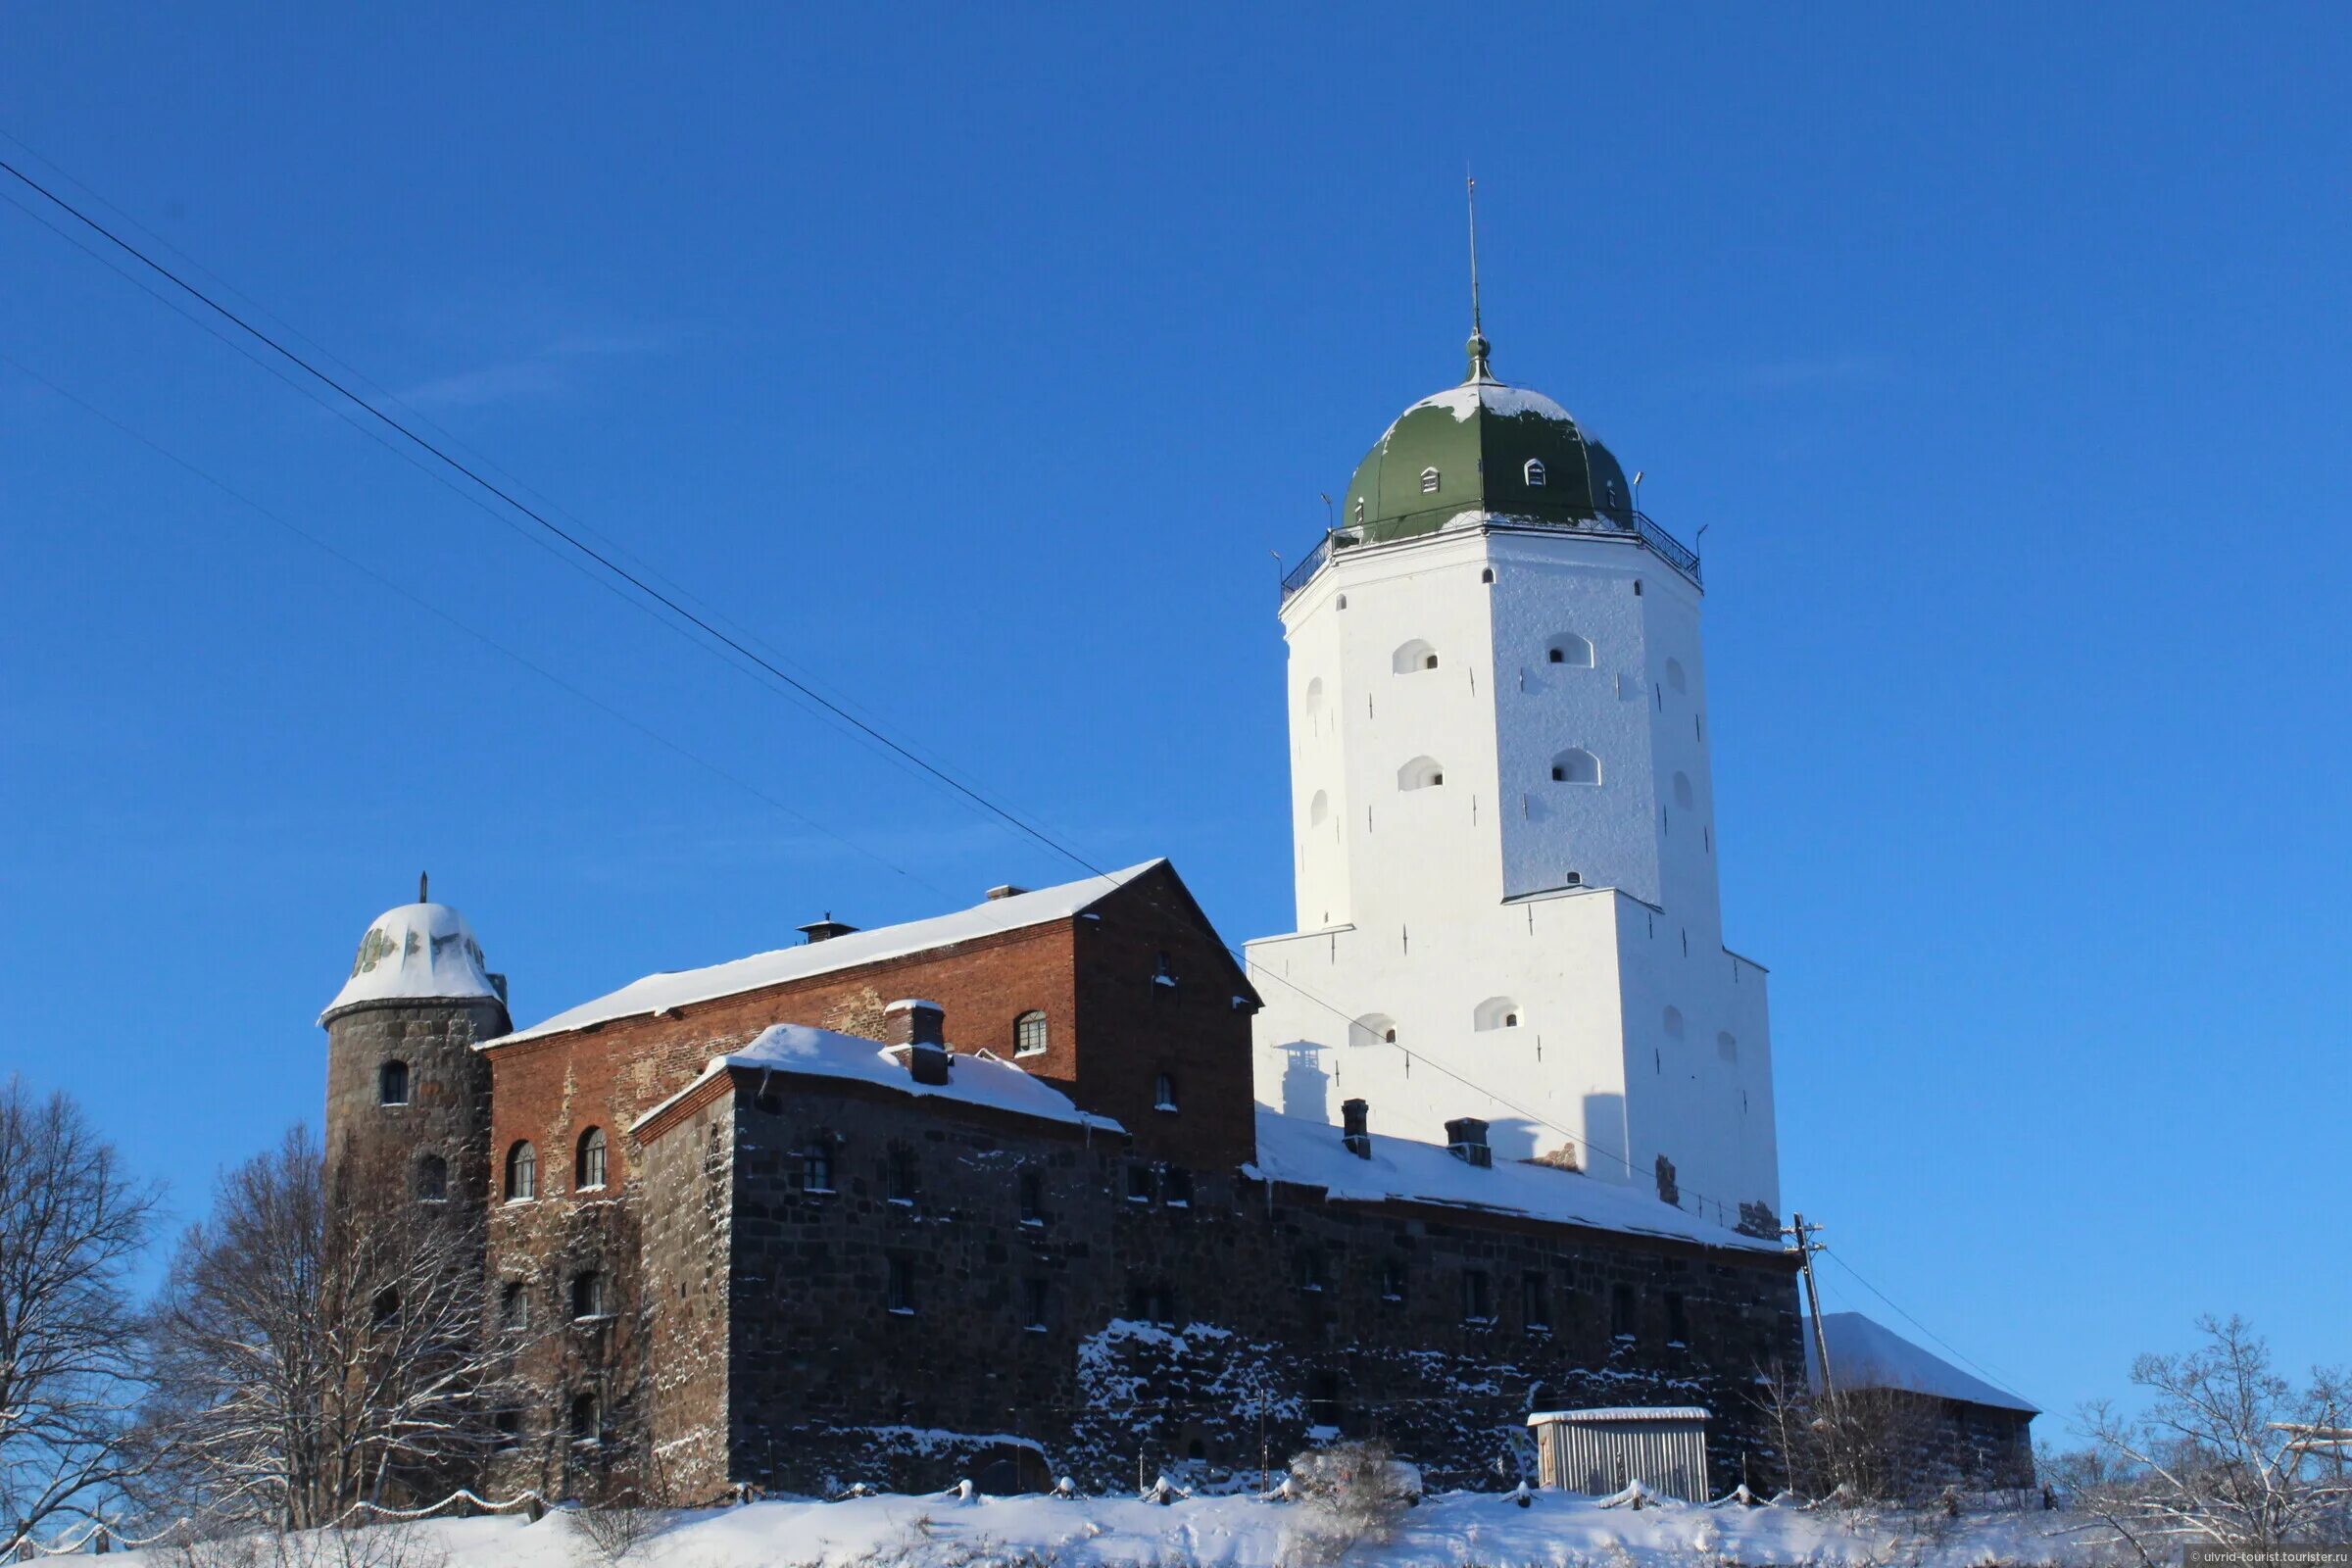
<box><xmin>1528</xmin><ymin>1407</ymin><xmax>1711</xmax><ymax>1501</ymax></box>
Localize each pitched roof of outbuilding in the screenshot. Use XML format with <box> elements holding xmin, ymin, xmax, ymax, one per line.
<box><xmin>1807</xmin><ymin>1311</ymin><xmax>2038</xmax><ymax>1414</ymax></box>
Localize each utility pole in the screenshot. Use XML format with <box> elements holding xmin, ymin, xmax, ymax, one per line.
<box><xmin>1782</xmin><ymin>1213</ymin><xmax>1834</xmax><ymax>1401</ymax></box>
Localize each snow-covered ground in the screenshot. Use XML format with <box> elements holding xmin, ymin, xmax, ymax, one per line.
<box><xmin>112</xmin><ymin>1490</ymin><xmax>2106</xmax><ymax>1567</ymax></box>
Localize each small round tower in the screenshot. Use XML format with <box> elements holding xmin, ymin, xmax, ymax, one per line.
<box><xmin>319</xmin><ymin>878</ymin><xmax>508</xmax><ymax>1219</ymax></box>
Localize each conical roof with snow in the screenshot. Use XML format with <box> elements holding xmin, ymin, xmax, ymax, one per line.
<box><xmin>321</xmin><ymin>902</ymin><xmax>499</xmax><ymax>1021</ymax></box>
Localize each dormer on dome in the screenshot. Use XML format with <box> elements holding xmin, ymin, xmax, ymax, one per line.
<box><xmin>321</xmin><ymin>894</ymin><xmax>502</xmax><ymax>1023</ymax></box>
<box><xmin>1338</xmin><ymin>339</ymin><xmax>1636</xmax><ymax>550</ymax></box>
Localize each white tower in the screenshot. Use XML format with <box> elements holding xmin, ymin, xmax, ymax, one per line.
<box><xmin>1248</xmin><ymin>322</ymin><xmax>1781</xmax><ymax>1235</ymax></box>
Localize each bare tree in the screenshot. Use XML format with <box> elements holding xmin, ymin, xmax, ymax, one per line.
<box><xmin>144</xmin><ymin>1127</ymin><xmax>522</xmax><ymax>1532</ymax></box>
<box><xmin>1283</xmin><ymin>1440</ymin><xmax>1412</xmax><ymax>1564</ymax></box>
<box><xmin>0</xmin><ymin>1076</ymin><xmax>161</xmax><ymax>1555</ymax></box>
<box><xmin>1754</xmin><ymin>1363</ymin><xmax>1942</xmax><ymax>1504</ymax></box>
<box><xmin>2069</xmin><ymin>1315</ymin><xmax>2349</xmax><ymax>1557</ymax></box>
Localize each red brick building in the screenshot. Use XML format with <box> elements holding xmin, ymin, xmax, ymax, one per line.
<box><xmin>322</xmin><ymin>861</ymin><xmax>1806</xmax><ymax>1503</ymax></box>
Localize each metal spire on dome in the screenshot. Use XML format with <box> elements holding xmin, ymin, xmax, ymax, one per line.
<box><xmin>1465</xmin><ymin>173</ymin><xmax>1494</xmax><ymax>383</ymax></box>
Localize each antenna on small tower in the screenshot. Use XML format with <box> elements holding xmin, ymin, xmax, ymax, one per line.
<box><xmin>1464</xmin><ymin>172</ymin><xmax>1494</xmax><ymax>383</ymax></box>
<box><xmin>418</xmin><ymin>870</ymin><xmax>428</xmax><ymax>904</ymax></box>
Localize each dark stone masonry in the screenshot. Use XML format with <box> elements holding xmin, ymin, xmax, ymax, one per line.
<box><xmin>326</xmin><ymin>863</ymin><xmax>1817</xmax><ymax>1505</ymax></box>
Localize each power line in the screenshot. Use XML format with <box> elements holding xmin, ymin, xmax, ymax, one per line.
<box><xmin>0</xmin><ymin>347</ymin><xmax>950</xmax><ymax>902</ymax></box>
<box><xmin>0</xmin><ymin>142</ymin><xmax>1773</xmax><ymax>1232</ymax></box>
<box><xmin>0</xmin><ymin>153</ymin><xmax>1097</xmax><ymax>879</ymax></box>
<box><xmin>1815</xmin><ymin>1248</ymin><xmax>2035</xmax><ymax>1409</ymax></box>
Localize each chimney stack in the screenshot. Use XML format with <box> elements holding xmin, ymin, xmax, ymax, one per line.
<box><xmin>797</xmin><ymin>912</ymin><xmax>860</xmax><ymax>945</ymax></box>
<box><xmin>985</xmin><ymin>884</ymin><xmax>1030</xmax><ymax>902</ymax></box>
<box><xmin>886</xmin><ymin>999</ymin><xmax>952</xmax><ymax>1086</ymax></box>
<box><xmin>1341</xmin><ymin>1099</ymin><xmax>1371</xmax><ymax>1159</ymax></box>
<box><xmin>1445</xmin><ymin>1117</ymin><xmax>1493</xmax><ymax>1168</ymax></box>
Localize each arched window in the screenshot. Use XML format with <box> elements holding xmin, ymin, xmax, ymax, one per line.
<box><xmin>1013</xmin><ymin>1009</ymin><xmax>1049</xmax><ymax>1056</ymax></box>
<box><xmin>1349</xmin><ymin>1013</ymin><xmax>1397</xmax><ymax>1050</ymax></box>
<box><xmin>570</xmin><ymin>1270</ymin><xmax>606</xmax><ymax>1319</ymax></box>
<box><xmin>1473</xmin><ymin>997</ymin><xmax>1522</xmax><ymax>1032</ymax></box>
<box><xmin>1335</xmin><ymin>594</ymin><xmax>1348</xmax><ymax>610</ymax></box>
<box><xmin>1546</xmin><ymin>633</ymin><xmax>1594</xmax><ymax>668</ymax></box>
<box><xmin>1662</xmin><ymin>1005</ymin><xmax>1686</xmax><ymax>1039</ymax></box>
<box><xmin>575</xmin><ymin>1127</ymin><xmax>608</xmax><ymax>1191</ymax></box>
<box><xmin>414</xmin><ymin>1152</ymin><xmax>448</xmax><ymax>1203</ymax></box>
<box><xmin>499</xmin><ymin>1280</ymin><xmax>529</xmax><ymax>1330</ymax></box>
<box><xmin>1524</xmin><ymin>458</ymin><xmax>1547</xmax><ymax>486</ymax></box>
<box><xmin>1717</xmin><ymin>1031</ymin><xmax>1739</xmax><ymax>1063</ymax></box>
<box><xmin>1397</xmin><ymin>756</ymin><xmax>1446</xmax><ymax>791</ymax></box>
<box><xmin>1302</xmin><ymin>676</ymin><xmax>1324</xmax><ymax>715</ymax></box>
<box><xmin>1308</xmin><ymin>790</ymin><xmax>1329</xmax><ymax>828</ymax></box>
<box><xmin>1351</xmin><ymin>499</ymin><xmax>1365</xmax><ymax>525</ymax></box>
<box><xmin>1392</xmin><ymin>639</ymin><xmax>1438</xmax><ymax>673</ymax></box>
<box><xmin>1153</xmin><ymin>1072</ymin><xmax>1179</xmax><ymax>1112</ymax></box>
<box><xmin>1420</xmin><ymin>466</ymin><xmax>1441</xmax><ymax>494</ymax></box>
<box><xmin>1550</xmin><ymin>748</ymin><xmax>1601</xmax><ymax>785</ymax></box>
<box><xmin>377</xmin><ymin>1060</ymin><xmax>410</xmax><ymax>1106</ymax></box>
<box><xmin>569</xmin><ymin>1392</ymin><xmax>601</xmax><ymax>1445</ymax></box>
<box><xmin>1666</xmin><ymin>658</ymin><xmax>1688</xmax><ymax>694</ymax></box>
<box><xmin>1673</xmin><ymin>771</ymin><xmax>1694</xmax><ymax>811</ymax></box>
<box><xmin>504</xmin><ymin>1141</ymin><xmax>536</xmax><ymax>1202</ymax></box>
<box><xmin>1481</xmin><ymin>566</ymin><xmax>1495</xmax><ymax>584</ymax></box>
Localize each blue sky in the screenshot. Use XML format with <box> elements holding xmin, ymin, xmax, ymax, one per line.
<box><xmin>3</xmin><ymin>3</ymin><xmax>2345</xmax><ymax>1430</ymax></box>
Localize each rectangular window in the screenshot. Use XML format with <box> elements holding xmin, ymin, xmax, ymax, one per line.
<box><xmin>1024</xmin><ymin>1278</ymin><xmax>1051</xmax><ymax>1332</ymax></box>
<box><xmin>1666</xmin><ymin>1292</ymin><xmax>1689</xmax><ymax>1346</ymax></box>
<box><xmin>1611</xmin><ymin>1283</ymin><xmax>1638</xmax><ymax>1340</ymax></box>
<box><xmin>1382</xmin><ymin>1258</ymin><xmax>1407</xmax><ymax>1301</ymax></box>
<box><xmin>1126</xmin><ymin>1164</ymin><xmax>1156</xmax><ymax>1203</ymax></box>
<box><xmin>1461</xmin><ymin>1268</ymin><xmax>1492</xmax><ymax>1323</ymax></box>
<box><xmin>1522</xmin><ymin>1272</ymin><xmax>1550</xmax><ymax>1331</ymax></box>
<box><xmin>1299</xmin><ymin>1250</ymin><xmax>1326</xmax><ymax>1293</ymax></box>
<box><xmin>800</xmin><ymin>1147</ymin><xmax>833</xmax><ymax>1193</ymax></box>
<box><xmin>1163</xmin><ymin>1166</ymin><xmax>1193</xmax><ymax>1206</ymax></box>
<box><xmin>887</xmin><ymin>1256</ymin><xmax>914</xmax><ymax>1314</ymax></box>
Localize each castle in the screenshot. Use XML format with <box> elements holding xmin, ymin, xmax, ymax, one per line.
<box><xmin>318</xmin><ymin>330</ymin><xmax>2021</xmax><ymax>1502</ymax></box>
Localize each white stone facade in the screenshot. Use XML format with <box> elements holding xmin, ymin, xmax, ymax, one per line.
<box><xmin>1247</xmin><ymin>518</ymin><xmax>1782</xmax><ymax>1233</ymax></box>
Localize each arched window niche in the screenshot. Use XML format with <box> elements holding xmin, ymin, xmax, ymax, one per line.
<box><xmin>1348</xmin><ymin>1013</ymin><xmax>1397</xmax><ymax>1050</ymax></box>
<box><xmin>1392</xmin><ymin>639</ymin><xmax>1439</xmax><ymax>674</ymax></box>
<box><xmin>1473</xmin><ymin>997</ymin><xmax>1522</xmax><ymax>1032</ymax></box>
<box><xmin>1550</xmin><ymin>748</ymin><xmax>1601</xmax><ymax>786</ymax></box>
<box><xmin>1397</xmin><ymin>756</ymin><xmax>1446</xmax><ymax>791</ymax></box>
<box><xmin>1546</xmin><ymin>633</ymin><xmax>1594</xmax><ymax>668</ymax></box>
<box><xmin>1307</xmin><ymin>790</ymin><xmax>1329</xmax><ymax>828</ymax></box>
<box><xmin>1673</xmin><ymin>771</ymin><xmax>1694</xmax><ymax>811</ymax></box>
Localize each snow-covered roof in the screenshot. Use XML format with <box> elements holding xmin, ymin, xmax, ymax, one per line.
<box><xmin>1245</xmin><ymin>1107</ymin><xmax>1780</xmax><ymax>1252</ymax></box>
<box><xmin>1528</xmin><ymin>1407</ymin><xmax>1711</xmax><ymax>1425</ymax></box>
<box><xmin>630</xmin><ymin>1021</ymin><xmax>1124</xmax><ymax>1138</ymax></box>
<box><xmin>1383</xmin><ymin>380</ymin><xmax>1577</xmax><ymax>439</ymax></box>
<box><xmin>321</xmin><ymin>902</ymin><xmax>500</xmax><ymax>1022</ymax></box>
<box><xmin>1807</xmin><ymin>1311</ymin><xmax>2037</xmax><ymax>1414</ymax></box>
<box><xmin>490</xmin><ymin>862</ymin><xmax>1160</xmax><ymax>1047</ymax></box>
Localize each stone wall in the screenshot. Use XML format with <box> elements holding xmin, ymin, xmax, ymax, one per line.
<box><xmin>692</xmin><ymin>1068</ymin><xmax>1802</xmax><ymax>1499</ymax></box>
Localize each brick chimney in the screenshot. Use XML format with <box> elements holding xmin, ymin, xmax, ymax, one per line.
<box><xmin>886</xmin><ymin>999</ymin><xmax>951</xmax><ymax>1086</ymax></box>
<box><xmin>1445</xmin><ymin>1117</ymin><xmax>1493</xmax><ymax>1168</ymax></box>
<box><xmin>1341</xmin><ymin>1098</ymin><xmax>1371</xmax><ymax>1159</ymax></box>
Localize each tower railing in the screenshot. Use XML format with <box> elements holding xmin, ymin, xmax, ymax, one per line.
<box><xmin>1278</xmin><ymin>510</ymin><xmax>1701</xmax><ymax>604</ymax></box>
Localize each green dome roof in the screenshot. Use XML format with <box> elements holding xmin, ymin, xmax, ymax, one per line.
<box><xmin>1340</xmin><ymin>335</ymin><xmax>1634</xmax><ymax>547</ymax></box>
